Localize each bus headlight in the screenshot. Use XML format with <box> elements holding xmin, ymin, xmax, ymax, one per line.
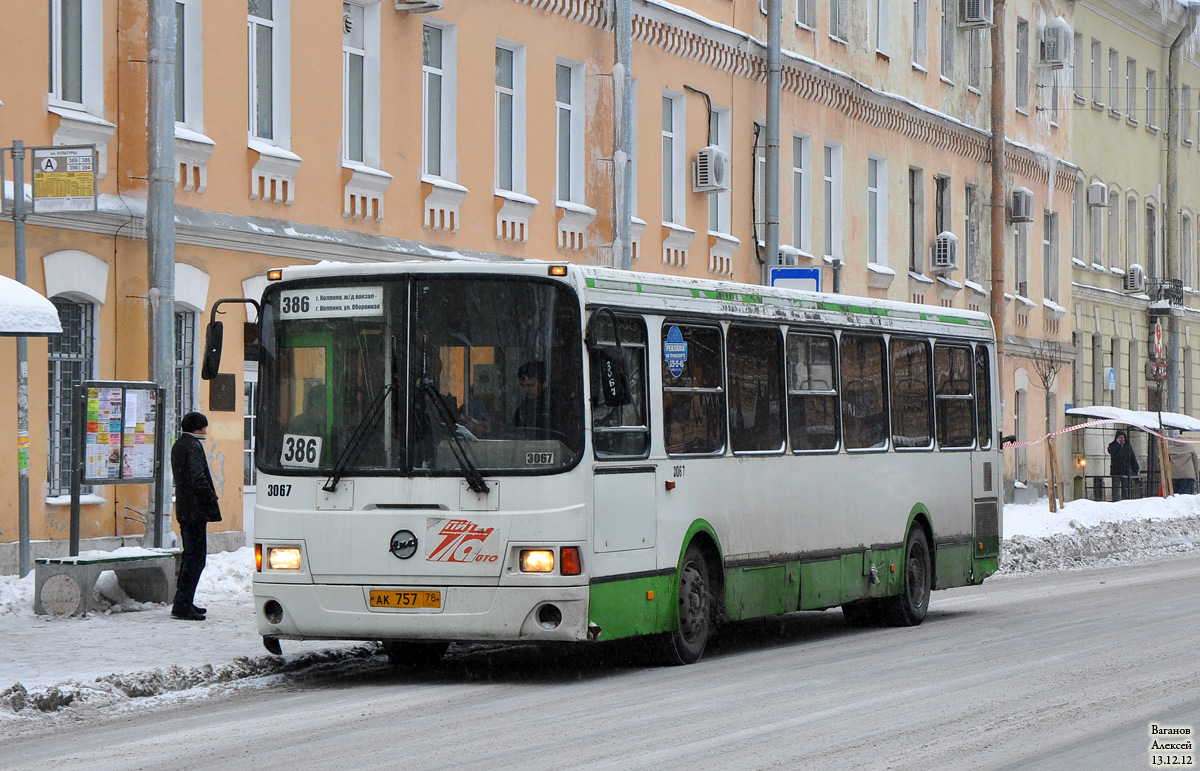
<box><xmin>267</xmin><ymin>546</ymin><xmax>302</xmax><ymax>571</ymax></box>
<box><xmin>520</xmin><ymin>550</ymin><xmax>555</xmax><ymax>573</ymax></box>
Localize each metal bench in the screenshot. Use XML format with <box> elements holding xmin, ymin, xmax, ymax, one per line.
<box><xmin>33</xmin><ymin>550</ymin><xmax>179</xmax><ymax>616</ymax></box>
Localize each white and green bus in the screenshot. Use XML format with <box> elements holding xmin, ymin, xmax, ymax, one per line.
<box><xmin>216</xmin><ymin>260</ymin><xmax>1001</xmax><ymax>665</ymax></box>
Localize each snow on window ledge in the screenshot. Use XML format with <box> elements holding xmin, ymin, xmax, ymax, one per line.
<box><xmin>556</xmin><ymin>200</ymin><xmax>597</xmax><ymax>252</ymax></box>
<box><xmin>249</xmin><ymin>139</ymin><xmax>302</xmax><ymax>205</ymax></box>
<box><xmin>494</xmin><ymin>189</ymin><xmax>538</xmax><ymax>242</ymax></box>
<box><xmin>867</xmin><ymin>261</ymin><xmax>896</xmax><ymax>289</ymax></box>
<box><xmin>661</xmin><ymin>222</ymin><xmax>697</xmax><ymax>268</ymax></box>
<box><xmin>49</xmin><ymin>105</ymin><xmax>115</xmax><ymax>179</ymax></box>
<box><xmin>707</xmin><ymin>231</ymin><xmax>740</xmax><ymax>276</ymax></box>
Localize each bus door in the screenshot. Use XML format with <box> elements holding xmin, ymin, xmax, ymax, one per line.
<box><xmin>589</xmin><ymin>312</ymin><xmax>655</xmax><ymax>555</ymax></box>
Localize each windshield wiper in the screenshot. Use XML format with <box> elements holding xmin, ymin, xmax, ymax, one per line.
<box><xmin>420</xmin><ymin>379</ymin><xmax>490</xmax><ymax>494</ymax></box>
<box><xmin>323</xmin><ymin>383</ymin><xmax>393</xmax><ymax>493</ymax></box>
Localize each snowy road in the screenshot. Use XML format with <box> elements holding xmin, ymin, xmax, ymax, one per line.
<box><xmin>4</xmin><ymin>552</ymin><xmax>1198</xmax><ymax>770</ymax></box>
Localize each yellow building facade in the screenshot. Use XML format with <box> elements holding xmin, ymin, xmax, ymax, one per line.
<box><xmin>6</xmin><ymin>0</ymin><xmax>1195</xmax><ymax>566</ymax></box>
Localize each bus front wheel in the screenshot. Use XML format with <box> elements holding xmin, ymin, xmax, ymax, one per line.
<box><xmin>885</xmin><ymin>527</ymin><xmax>931</xmax><ymax>626</ymax></box>
<box><xmin>659</xmin><ymin>543</ymin><xmax>713</xmax><ymax>665</ymax></box>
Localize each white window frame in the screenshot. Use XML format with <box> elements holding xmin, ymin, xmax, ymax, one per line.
<box><xmin>1183</xmin><ymin>85</ymin><xmax>1193</xmax><ymax>146</ymax></box>
<box><xmin>174</xmin><ymin>309</ymin><xmax>198</xmax><ymax>426</ymax></box>
<box><xmin>1090</xmin><ymin>38</ymin><xmax>1102</xmax><ymax>105</ymax></box>
<box><xmin>1108</xmin><ymin>185</ymin><xmax>1120</xmax><ymax>270</ymax></box>
<box><xmin>1146</xmin><ymin>69</ymin><xmax>1157</xmax><ymax>130</ymax></box>
<box><xmin>1043</xmin><ymin>210</ymin><xmax>1059</xmax><ymax>302</ymax></box>
<box><xmin>1126</xmin><ymin>192</ymin><xmax>1139</xmax><ymax>271</ymax></box>
<box><xmin>873</xmin><ymin>0</ymin><xmax>889</xmax><ymax>56</ymax></box>
<box><xmin>1071</xmin><ymin>33</ymin><xmax>1082</xmax><ymax>100</ymax></box>
<box><xmin>1089</xmin><ymin>188</ymin><xmax>1104</xmax><ymax>267</ymax></box>
<box><xmin>965</xmin><ymin>183</ymin><xmax>980</xmax><ymax>283</ymax></box>
<box><xmin>909</xmin><ymin>167</ymin><xmax>925</xmax><ymax>273</ymax></box>
<box><xmin>1015</xmin><ymin>19</ymin><xmax>1029</xmax><ymax>112</ymax></box>
<box><xmin>796</xmin><ymin>0</ymin><xmax>815</xmax><ymax>29</ymax></box>
<box><xmin>707</xmin><ymin>105</ymin><xmax>732</xmax><ymax>235</ymax></box>
<box><xmin>1126</xmin><ymin>57</ymin><xmax>1137</xmax><ymax>121</ymax></box>
<box><xmin>495</xmin><ymin>41</ymin><xmax>527</xmax><ymax>194</ymax></box>
<box><xmin>830</xmin><ymin>0</ymin><xmax>847</xmax><ymax>44</ymax></box>
<box><xmin>1183</xmin><ymin>212</ymin><xmax>1194</xmax><ymax>289</ymax></box>
<box><xmin>968</xmin><ymin>29</ymin><xmax>983</xmax><ymax>92</ymax></box>
<box><xmin>867</xmin><ymin>157</ymin><xmax>888</xmax><ymax>266</ymax></box>
<box><xmin>940</xmin><ymin>0</ymin><xmax>955</xmax><ymax>80</ymax></box>
<box><xmin>912</xmin><ymin>0</ymin><xmax>927</xmax><ymax>71</ymax></box>
<box><xmin>556</xmin><ymin>59</ymin><xmax>585</xmax><ymax>205</ymax></box>
<box><xmin>1109</xmin><ymin>48</ymin><xmax>1119</xmax><ymax>115</ymax></box>
<box><xmin>49</xmin><ymin>0</ymin><xmax>103</xmax><ymax>114</ymax></box>
<box><xmin>1014</xmin><ymin>224</ymin><xmax>1029</xmax><ymax>298</ymax></box>
<box><xmin>248</xmin><ymin>0</ymin><xmax>291</xmax><ymax>146</ymax></box>
<box><xmin>421</xmin><ymin>19</ymin><xmax>456</xmax><ymax>179</ymax></box>
<box><xmin>823</xmin><ymin>143</ymin><xmax>843</xmax><ymax>260</ymax></box>
<box><xmin>792</xmin><ymin>134</ymin><xmax>812</xmax><ymax>254</ymax></box>
<box><xmin>1146</xmin><ymin>200</ymin><xmax>1159</xmax><ymax>278</ymax></box>
<box><xmin>661</xmin><ymin>90</ymin><xmax>685</xmax><ymax>225</ymax></box>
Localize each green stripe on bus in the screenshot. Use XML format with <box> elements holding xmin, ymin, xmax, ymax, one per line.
<box><xmin>585</xmin><ymin>277</ymin><xmax>990</xmax><ymax>327</ymax></box>
<box><xmin>589</xmin><ymin>574</ymin><xmax>676</xmax><ymax>640</ymax></box>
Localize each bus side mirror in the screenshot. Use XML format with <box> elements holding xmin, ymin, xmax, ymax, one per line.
<box><xmin>201</xmin><ymin>320</ymin><xmax>224</xmax><ymax>380</ymax></box>
<box><xmin>595</xmin><ymin>347</ymin><xmax>630</xmax><ymax>407</ymax></box>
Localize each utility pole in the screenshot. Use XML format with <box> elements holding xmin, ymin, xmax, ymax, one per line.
<box><xmin>763</xmin><ymin>0</ymin><xmax>781</xmax><ymax>283</ymax></box>
<box><xmin>147</xmin><ymin>0</ymin><xmax>177</xmax><ymax>547</ymax></box>
<box><xmin>614</xmin><ymin>0</ymin><xmax>633</xmax><ymax>271</ymax></box>
<box><xmin>989</xmin><ymin>1</ymin><xmax>1008</xmax><ymax>404</ymax></box>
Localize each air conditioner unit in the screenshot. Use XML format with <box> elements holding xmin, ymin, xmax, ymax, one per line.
<box><xmin>1039</xmin><ymin>17</ymin><xmax>1072</xmax><ymax>70</ymax></box>
<box><xmin>958</xmin><ymin>0</ymin><xmax>993</xmax><ymax>28</ymax></box>
<box><xmin>693</xmin><ymin>145</ymin><xmax>731</xmax><ymax>194</ymax></box>
<box><xmin>1087</xmin><ymin>182</ymin><xmax>1109</xmax><ymax>208</ymax></box>
<box><xmin>931</xmin><ymin>232</ymin><xmax>959</xmax><ymax>272</ymax></box>
<box><xmin>395</xmin><ymin>0</ymin><xmax>444</xmax><ymax>11</ymax></box>
<box><xmin>1009</xmin><ymin>187</ymin><xmax>1034</xmax><ymax>223</ymax></box>
<box><xmin>1124</xmin><ymin>264</ymin><xmax>1146</xmax><ymax>292</ymax></box>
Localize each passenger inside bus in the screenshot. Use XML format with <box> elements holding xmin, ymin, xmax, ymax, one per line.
<box><xmin>287</xmin><ymin>382</ymin><xmax>327</xmax><ymax>437</ymax></box>
<box><xmin>512</xmin><ymin>359</ymin><xmax>556</xmax><ymax>439</ymax></box>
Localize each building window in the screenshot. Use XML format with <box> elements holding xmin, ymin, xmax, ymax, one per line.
<box><xmin>1183</xmin><ymin>86</ymin><xmax>1193</xmax><ymax>143</ymax></box>
<box><xmin>1015</xmin><ymin>19</ymin><xmax>1029</xmax><ymax>111</ymax></box>
<box><xmin>792</xmin><ymin>134</ymin><xmax>811</xmax><ymax>253</ymax></box>
<box><xmin>1108</xmin><ymin>187</ymin><xmax>1120</xmax><ymax>269</ymax></box>
<box><xmin>661</xmin><ymin>91</ymin><xmax>685</xmax><ymax>223</ymax></box>
<box><xmin>1014</xmin><ymin>225</ymin><xmax>1028</xmax><ymax>298</ymax></box>
<box><xmin>1126</xmin><ymin>194</ymin><xmax>1138</xmax><ymax>272</ymax></box>
<box><xmin>830</xmin><ymin>0</ymin><xmax>846</xmax><ymax>42</ymax></box>
<box><xmin>1043</xmin><ymin>211</ymin><xmax>1059</xmax><ymax>301</ymax></box>
<box><xmin>708</xmin><ymin>106</ymin><xmax>732</xmax><ymax>235</ymax></box>
<box><xmin>1109</xmin><ymin>48</ymin><xmax>1119</xmax><ymax>112</ymax></box>
<box><xmin>557</xmin><ymin>61</ymin><xmax>585</xmax><ymax>204</ymax></box>
<box><xmin>47</xmin><ymin>297</ymin><xmax>95</xmax><ymax>496</ymax></box>
<box><xmin>796</xmin><ymin>0</ymin><xmax>815</xmax><ymax>28</ymax></box>
<box><xmin>935</xmin><ymin>175</ymin><xmax>950</xmax><ymax>234</ymax></box>
<box><xmin>912</xmin><ymin>0</ymin><xmax>927</xmax><ymax>69</ymax></box>
<box><xmin>175</xmin><ymin>311</ymin><xmax>197</xmax><ymax>426</ymax></box>
<box><xmin>867</xmin><ymin>157</ymin><xmax>887</xmax><ymax>265</ymax></box>
<box><xmin>873</xmin><ymin>0</ymin><xmax>888</xmax><ymax>55</ymax></box>
<box><xmin>343</xmin><ymin>3</ymin><xmax>367</xmax><ymax>164</ymax></box>
<box><xmin>1146</xmin><ymin>202</ymin><xmax>1158</xmax><ymax>278</ymax></box>
<box><xmin>248</xmin><ymin>0</ymin><xmax>274</xmax><ymax>139</ymax></box>
<box><xmin>968</xmin><ymin>29</ymin><xmax>983</xmax><ymax>91</ymax></box>
<box><xmin>940</xmin><ymin>0</ymin><xmax>955</xmax><ymax>79</ymax></box>
<box><xmin>823</xmin><ymin>143</ymin><xmax>842</xmax><ymax>260</ymax></box>
<box><xmin>965</xmin><ymin>183</ymin><xmax>980</xmax><ymax>283</ymax></box>
<box><xmin>1126</xmin><ymin>57</ymin><xmax>1137</xmax><ymax>119</ymax></box>
<box><xmin>495</xmin><ymin>43</ymin><xmax>526</xmax><ymax>193</ymax></box>
<box><xmin>244</xmin><ymin>369</ymin><xmax>258</xmax><ymax>488</ymax></box>
<box><xmin>1146</xmin><ymin>69</ymin><xmax>1157</xmax><ymax>129</ymax></box>
<box><xmin>50</xmin><ymin>0</ymin><xmax>83</xmax><ymax>106</ymax></box>
<box><xmin>909</xmin><ymin>167</ymin><xmax>924</xmax><ymax>272</ymax></box>
<box><xmin>421</xmin><ymin>23</ymin><xmax>448</xmax><ymax>175</ymax></box>
<box><xmin>1183</xmin><ymin>214</ymin><xmax>1194</xmax><ymax>289</ymax></box>
<box><xmin>1090</xmin><ymin>189</ymin><xmax>1104</xmax><ymax>266</ymax></box>
<box><xmin>1090</xmin><ymin>39</ymin><xmax>1102</xmax><ymax>104</ymax></box>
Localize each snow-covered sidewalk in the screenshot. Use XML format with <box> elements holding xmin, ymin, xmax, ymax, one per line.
<box><xmin>1</xmin><ymin>494</ymin><xmax>1198</xmax><ymax>718</ymax></box>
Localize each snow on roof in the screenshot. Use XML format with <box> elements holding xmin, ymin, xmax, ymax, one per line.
<box><xmin>1066</xmin><ymin>405</ymin><xmax>1200</xmax><ymax>432</ymax></box>
<box><xmin>0</xmin><ymin>275</ymin><xmax>62</xmax><ymax>336</ymax></box>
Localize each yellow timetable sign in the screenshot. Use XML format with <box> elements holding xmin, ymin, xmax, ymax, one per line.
<box><xmin>31</xmin><ymin>146</ymin><xmax>97</xmax><ymax>214</ymax></box>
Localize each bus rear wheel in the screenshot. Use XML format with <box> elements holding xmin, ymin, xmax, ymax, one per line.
<box><xmin>885</xmin><ymin>527</ymin><xmax>931</xmax><ymax>626</ymax></box>
<box><xmin>381</xmin><ymin>640</ymin><xmax>449</xmax><ymax>667</ymax></box>
<box><xmin>659</xmin><ymin>543</ymin><xmax>713</xmax><ymax>666</ymax></box>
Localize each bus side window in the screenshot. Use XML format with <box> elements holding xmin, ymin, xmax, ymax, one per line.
<box><xmin>591</xmin><ymin>314</ymin><xmax>649</xmax><ymax>458</ymax></box>
<box><xmin>889</xmin><ymin>337</ymin><xmax>933</xmax><ymax>450</ymax></box>
<box><xmin>787</xmin><ymin>332</ymin><xmax>839</xmax><ymax>452</ymax></box>
<box><xmin>662</xmin><ymin>323</ymin><xmax>726</xmax><ymax>456</ymax></box>
<box><xmin>935</xmin><ymin>344</ymin><xmax>975</xmax><ymax>448</ymax></box>
<box><xmin>840</xmin><ymin>333</ymin><xmax>888</xmax><ymax>451</ymax></box>
<box><xmin>728</xmin><ymin>324</ymin><xmax>785</xmax><ymax>453</ymax></box>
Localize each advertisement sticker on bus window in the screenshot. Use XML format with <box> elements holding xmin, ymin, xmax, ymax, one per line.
<box><xmin>278</xmin><ymin>287</ymin><xmax>384</xmax><ymax>320</ymax></box>
<box><xmin>664</xmin><ymin>325</ymin><xmax>688</xmax><ymax>377</ymax></box>
<box><xmin>280</xmin><ymin>434</ymin><xmax>322</xmax><ymax>468</ymax></box>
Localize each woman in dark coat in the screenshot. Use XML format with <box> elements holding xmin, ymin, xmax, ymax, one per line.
<box><xmin>1107</xmin><ymin>429</ymin><xmax>1139</xmax><ymax>501</ymax></box>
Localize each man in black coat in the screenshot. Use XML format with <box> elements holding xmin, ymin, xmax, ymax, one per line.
<box><xmin>1107</xmin><ymin>429</ymin><xmax>1140</xmax><ymax>502</ymax></box>
<box><xmin>171</xmin><ymin>412</ymin><xmax>222</xmax><ymax>620</ymax></box>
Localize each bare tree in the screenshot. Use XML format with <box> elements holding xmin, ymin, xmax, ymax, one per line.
<box><xmin>1029</xmin><ymin>342</ymin><xmax>1067</xmax><ymax>511</ymax></box>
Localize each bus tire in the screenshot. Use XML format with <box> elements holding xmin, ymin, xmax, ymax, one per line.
<box><xmin>381</xmin><ymin>640</ymin><xmax>449</xmax><ymax>666</ymax></box>
<box><xmin>659</xmin><ymin>543</ymin><xmax>713</xmax><ymax>666</ymax></box>
<box><xmin>885</xmin><ymin>527</ymin><xmax>931</xmax><ymax>627</ymax></box>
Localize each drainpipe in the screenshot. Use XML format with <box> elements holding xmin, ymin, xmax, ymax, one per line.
<box><xmin>614</xmin><ymin>0</ymin><xmax>633</xmax><ymax>271</ymax></box>
<box><xmin>764</xmin><ymin>0</ymin><xmax>781</xmax><ymax>285</ymax></box>
<box><xmin>1165</xmin><ymin>5</ymin><xmax>1199</xmax><ymax>412</ymax></box>
<box><xmin>990</xmin><ymin>1</ymin><xmax>1008</xmax><ymax>406</ymax></box>
<box><xmin>147</xmin><ymin>0</ymin><xmax>177</xmax><ymax>547</ymax></box>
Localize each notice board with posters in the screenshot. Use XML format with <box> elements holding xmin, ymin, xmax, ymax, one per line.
<box><xmin>78</xmin><ymin>381</ymin><xmax>164</xmax><ymax>485</ymax></box>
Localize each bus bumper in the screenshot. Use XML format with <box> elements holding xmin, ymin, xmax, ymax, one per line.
<box><xmin>254</xmin><ymin>582</ymin><xmax>591</xmax><ymax>643</ymax></box>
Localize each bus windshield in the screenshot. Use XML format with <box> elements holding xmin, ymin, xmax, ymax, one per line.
<box><xmin>258</xmin><ymin>274</ymin><xmax>584</xmax><ymax>478</ymax></box>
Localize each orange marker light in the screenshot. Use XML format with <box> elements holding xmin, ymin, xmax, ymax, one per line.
<box><xmin>548</xmin><ymin>265</ymin><xmax>568</xmax><ymax>276</ymax></box>
<box><xmin>665</xmin><ymin>480</ymin><xmax>676</xmax><ymax>491</ymax></box>
<box><xmin>255</xmin><ymin>543</ymin><xmax>262</xmax><ymax>572</ymax></box>
<box><xmin>267</xmin><ymin>269</ymin><xmax>283</xmax><ymax>281</ymax></box>
<box><xmin>561</xmin><ymin>546</ymin><xmax>582</xmax><ymax>576</ymax></box>
<box><xmin>646</xmin><ymin>590</ymin><xmax>655</xmax><ymax>600</ymax></box>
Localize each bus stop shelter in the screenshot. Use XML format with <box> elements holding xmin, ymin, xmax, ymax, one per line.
<box><xmin>1065</xmin><ymin>405</ymin><xmax>1200</xmax><ymax>501</ymax></box>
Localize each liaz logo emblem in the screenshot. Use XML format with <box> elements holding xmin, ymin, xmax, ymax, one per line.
<box><xmin>428</xmin><ymin>519</ymin><xmax>498</xmax><ymax>563</ymax></box>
